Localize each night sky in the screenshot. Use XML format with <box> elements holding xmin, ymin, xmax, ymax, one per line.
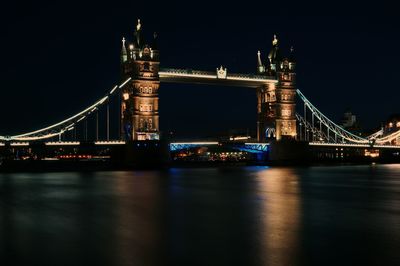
<box><xmin>0</xmin><ymin>2</ymin><xmax>398</xmax><ymax>138</ymax></box>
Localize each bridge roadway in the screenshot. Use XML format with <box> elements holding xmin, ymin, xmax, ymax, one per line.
<box><xmin>159</xmin><ymin>68</ymin><xmax>277</xmax><ymax>88</ymax></box>
<box><xmin>0</xmin><ymin>141</ymin><xmax>126</xmax><ymax>147</ymax></box>
<box><xmin>2</xmin><ymin>140</ymin><xmax>400</xmax><ymax>151</ymax></box>
<box><xmin>0</xmin><ymin>141</ymin><xmax>270</xmax><ymax>153</ymax></box>
<box><xmin>309</xmin><ymin>142</ymin><xmax>400</xmax><ymax>149</ymax></box>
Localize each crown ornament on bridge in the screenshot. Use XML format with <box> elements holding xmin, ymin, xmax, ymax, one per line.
<box><xmin>216</xmin><ymin>65</ymin><xmax>227</xmax><ymax>79</ymax></box>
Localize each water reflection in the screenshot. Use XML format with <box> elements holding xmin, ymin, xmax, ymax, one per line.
<box><xmin>112</xmin><ymin>171</ymin><xmax>164</xmax><ymax>266</ymax></box>
<box><xmin>254</xmin><ymin>168</ymin><xmax>302</xmax><ymax>266</ymax></box>
<box><xmin>1</xmin><ymin>165</ymin><xmax>400</xmax><ymax>266</ymax></box>
<box><xmin>164</xmin><ymin>167</ymin><xmax>264</xmax><ymax>265</ymax></box>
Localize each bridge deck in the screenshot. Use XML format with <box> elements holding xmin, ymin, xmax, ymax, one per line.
<box><xmin>159</xmin><ymin>68</ymin><xmax>277</xmax><ymax>88</ymax></box>
<box><xmin>309</xmin><ymin>142</ymin><xmax>400</xmax><ymax>149</ymax></box>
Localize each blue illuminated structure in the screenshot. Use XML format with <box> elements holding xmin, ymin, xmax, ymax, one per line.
<box><xmin>169</xmin><ymin>142</ymin><xmax>219</xmax><ymax>151</ymax></box>
<box><xmin>233</xmin><ymin>143</ymin><xmax>269</xmax><ymax>154</ymax></box>
<box><xmin>169</xmin><ymin>142</ymin><xmax>269</xmax><ymax>154</ymax></box>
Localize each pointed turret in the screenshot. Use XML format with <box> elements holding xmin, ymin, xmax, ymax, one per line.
<box><xmin>121</xmin><ymin>37</ymin><xmax>128</xmax><ymax>63</ymax></box>
<box><xmin>257</xmin><ymin>50</ymin><xmax>265</xmax><ymax>74</ymax></box>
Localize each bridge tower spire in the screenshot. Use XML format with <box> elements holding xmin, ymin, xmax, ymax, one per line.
<box><xmin>257</xmin><ymin>51</ymin><xmax>265</xmax><ymax>74</ymax></box>
<box><xmin>121</xmin><ymin>37</ymin><xmax>127</xmax><ymax>63</ymax></box>
<box><xmin>120</xmin><ymin>19</ymin><xmax>160</xmax><ymax>141</ymax></box>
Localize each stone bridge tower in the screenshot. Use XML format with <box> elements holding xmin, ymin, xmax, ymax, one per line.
<box><xmin>257</xmin><ymin>35</ymin><xmax>297</xmax><ymax>142</ymax></box>
<box><xmin>120</xmin><ymin>19</ymin><xmax>160</xmax><ymax>141</ymax></box>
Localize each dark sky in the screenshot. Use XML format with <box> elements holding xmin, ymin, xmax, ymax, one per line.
<box><xmin>0</xmin><ymin>2</ymin><xmax>398</xmax><ymax>138</ymax></box>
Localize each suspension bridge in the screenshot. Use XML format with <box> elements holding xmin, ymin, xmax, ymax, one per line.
<box><xmin>1</xmin><ymin>20</ymin><xmax>399</xmax><ymax>166</ymax></box>
<box><xmin>0</xmin><ymin>71</ymin><xmax>396</xmax><ymax>148</ymax></box>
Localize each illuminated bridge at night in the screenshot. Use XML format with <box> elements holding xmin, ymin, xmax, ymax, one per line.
<box><xmin>0</xmin><ymin>74</ymin><xmax>396</xmax><ymax>148</ymax></box>
<box><xmin>1</xmin><ymin>19</ymin><xmax>400</xmax><ymax>163</ymax></box>
<box><xmin>0</xmin><ymin>74</ymin><xmax>398</xmax><ymax>151</ymax></box>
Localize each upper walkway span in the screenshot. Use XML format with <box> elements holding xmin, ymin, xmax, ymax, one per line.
<box><xmin>159</xmin><ymin>68</ymin><xmax>277</xmax><ymax>88</ymax></box>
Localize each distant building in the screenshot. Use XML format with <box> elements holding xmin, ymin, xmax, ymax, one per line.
<box><xmin>384</xmin><ymin>114</ymin><xmax>400</xmax><ymax>132</ymax></box>
<box><xmin>340</xmin><ymin>110</ymin><xmax>364</xmax><ymax>136</ymax></box>
<box><xmin>382</xmin><ymin>114</ymin><xmax>400</xmax><ymax>145</ymax></box>
<box><xmin>341</xmin><ymin>110</ymin><xmax>357</xmax><ymax>129</ymax></box>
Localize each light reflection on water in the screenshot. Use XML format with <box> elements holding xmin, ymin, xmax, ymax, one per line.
<box><xmin>254</xmin><ymin>168</ymin><xmax>301</xmax><ymax>266</ymax></box>
<box><xmin>1</xmin><ymin>165</ymin><xmax>400</xmax><ymax>266</ymax></box>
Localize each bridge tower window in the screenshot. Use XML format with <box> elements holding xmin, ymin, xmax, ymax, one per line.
<box><xmin>139</xmin><ymin>119</ymin><xmax>144</xmax><ymax>131</ymax></box>
<box><xmin>139</xmin><ymin>104</ymin><xmax>153</xmax><ymax>112</ymax></box>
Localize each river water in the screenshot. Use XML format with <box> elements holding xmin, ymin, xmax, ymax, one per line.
<box><xmin>1</xmin><ymin>165</ymin><xmax>399</xmax><ymax>266</ymax></box>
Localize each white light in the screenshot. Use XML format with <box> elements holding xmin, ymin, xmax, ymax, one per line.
<box><xmin>231</xmin><ymin>136</ymin><xmax>251</xmax><ymax>140</ymax></box>
<box><xmin>45</xmin><ymin>142</ymin><xmax>80</xmax><ymax>146</ymax></box>
<box><xmin>95</xmin><ymin>141</ymin><xmax>126</xmax><ymax>145</ymax></box>
<box><xmin>0</xmin><ymin>143</ymin><xmax>5</xmax><ymax>146</ymax></box>
<box><xmin>76</xmin><ymin>116</ymin><xmax>85</xmax><ymax>123</ymax></box>
<box><xmin>158</xmin><ymin>69</ymin><xmax>278</xmax><ymax>85</ymax></box>
<box><xmin>119</xmin><ymin>78</ymin><xmax>131</xmax><ymax>89</ymax></box>
<box><xmin>309</xmin><ymin>142</ymin><xmax>400</xmax><ymax>149</ymax></box>
<box><xmin>13</xmin><ymin>132</ymin><xmax>61</xmax><ymax>141</ymax></box>
<box><xmin>123</xmin><ymin>93</ymin><xmax>129</xmax><ymax>100</ymax></box>
<box><xmin>10</xmin><ymin>142</ymin><xmax>29</xmax><ymax>146</ymax></box>
<box><xmin>109</xmin><ymin>85</ymin><xmax>119</xmax><ymax>94</ymax></box>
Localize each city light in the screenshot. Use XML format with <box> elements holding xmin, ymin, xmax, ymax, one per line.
<box><xmin>229</xmin><ymin>136</ymin><xmax>251</xmax><ymax>141</ymax></box>
<box><xmin>94</xmin><ymin>141</ymin><xmax>126</xmax><ymax>145</ymax></box>
<box><xmin>10</xmin><ymin>142</ymin><xmax>29</xmax><ymax>146</ymax></box>
<box><xmin>45</xmin><ymin>142</ymin><xmax>80</xmax><ymax>146</ymax></box>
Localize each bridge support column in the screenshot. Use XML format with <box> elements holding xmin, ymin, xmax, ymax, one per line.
<box><xmin>263</xmin><ymin>37</ymin><xmax>297</xmax><ymax>142</ymax></box>
<box><xmin>120</xmin><ymin>20</ymin><xmax>160</xmax><ymax>141</ymax></box>
<box><xmin>257</xmin><ymin>86</ymin><xmax>266</xmax><ymax>142</ymax></box>
<box><xmin>274</xmin><ymin>59</ymin><xmax>297</xmax><ymax>140</ymax></box>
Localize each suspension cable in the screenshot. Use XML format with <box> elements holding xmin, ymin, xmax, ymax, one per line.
<box><xmin>1</xmin><ymin>78</ymin><xmax>131</xmax><ymax>141</ymax></box>
<box><xmin>297</xmin><ymin>89</ymin><xmax>369</xmax><ymax>144</ymax></box>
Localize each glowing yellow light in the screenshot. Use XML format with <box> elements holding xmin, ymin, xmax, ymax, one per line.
<box><xmin>364</xmin><ymin>149</ymin><xmax>380</xmax><ymax>158</ymax></box>
<box><xmin>123</xmin><ymin>93</ymin><xmax>129</xmax><ymax>100</ymax></box>
<box><xmin>45</xmin><ymin>142</ymin><xmax>80</xmax><ymax>146</ymax></box>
